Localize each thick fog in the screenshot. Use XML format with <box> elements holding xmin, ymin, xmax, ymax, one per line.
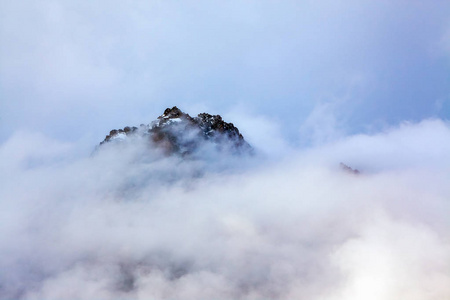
<box><xmin>1</xmin><ymin>118</ymin><xmax>449</xmax><ymax>299</ymax></box>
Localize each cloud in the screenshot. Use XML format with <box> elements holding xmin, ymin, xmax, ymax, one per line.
<box><xmin>328</xmin><ymin>213</ymin><xmax>450</xmax><ymax>300</ymax></box>
<box><xmin>298</xmin><ymin>100</ymin><xmax>348</xmax><ymax>146</ymax></box>
<box><xmin>1</xmin><ymin>119</ymin><xmax>449</xmax><ymax>299</ymax></box>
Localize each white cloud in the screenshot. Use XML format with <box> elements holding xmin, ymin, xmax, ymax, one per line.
<box><xmin>1</xmin><ymin>119</ymin><xmax>449</xmax><ymax>299</ymax></box>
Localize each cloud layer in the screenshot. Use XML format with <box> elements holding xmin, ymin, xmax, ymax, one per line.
<box><xmin>1</xmin><ymin>119</ymin><xmax>449</xmax><ymax>299</ymax></box>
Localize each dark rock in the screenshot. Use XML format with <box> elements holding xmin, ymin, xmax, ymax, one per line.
<box><xmin>160</xmin><ymin>106</ymin><xmax>183</xmax><ymax>119</ymax></box>
<box><xmin>100</xmin><ymin>107</ymin><xmax>253</xmax><ymax>156</ymax></box>
<box><xmin>340</xmin><ymin>162</ymin><xmax>360</xmax><ymax>175</ymax></box>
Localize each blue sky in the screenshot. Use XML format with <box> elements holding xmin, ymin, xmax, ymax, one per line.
<box><xmin>1</xmin><ymin>0</ymin><xmax>450</xmax><ymax>146</ymax></box>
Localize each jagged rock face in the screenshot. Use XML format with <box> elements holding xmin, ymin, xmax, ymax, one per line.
<box><xmin>340</xmin><ymin>162</ymin><xmax>360</xmax><ymax>175</ymax></box>
<box><xmin>100</xmin><ymin>106</ymin><xmax>252</xmax><ymax>156</ymax></box>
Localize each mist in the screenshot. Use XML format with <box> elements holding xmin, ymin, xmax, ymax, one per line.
<box><xmin>1</xmin><ymin>118</ymin><xmax>449</xmax><ymax>299</ymax></box>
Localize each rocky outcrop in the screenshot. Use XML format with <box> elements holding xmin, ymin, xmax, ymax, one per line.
<box><xmin>100</xmin><ymin>106</ymin><xmax>252</xmax><ymax>156</ymax></box>
<box><xmin>340</xmin><ymin>162</ymin><xmax>360</xmax><ymax>175</ymax></box>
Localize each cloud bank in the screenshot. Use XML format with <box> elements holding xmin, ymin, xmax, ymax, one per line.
<box><xmin>1</xmin><ymin>119</ymin><xmax>449</xmax><ymax>299</ymax></box>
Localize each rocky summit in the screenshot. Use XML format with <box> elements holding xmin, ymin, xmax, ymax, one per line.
<box><xmin>100</xmin><ymin>106</ymin><xmax>252</xmax><ymax>156</ymax></box>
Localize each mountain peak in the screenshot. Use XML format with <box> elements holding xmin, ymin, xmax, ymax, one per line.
<box><xmin>160</xmin><ymin>106</ymin><xmax>184</xmax><ymax>119</ymax></box>
<box><xmin>100</xmin><ymin>107</ymin><xmax>252</xmax><ymax>156</ymax></box>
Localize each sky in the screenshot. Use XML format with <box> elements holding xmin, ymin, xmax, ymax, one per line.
<box><xmin>1</xmin><ymin>0</ymin><xmax>450</xmax><ymax>146</ymax></box>
<box><xmin>1</xmin><ymin>1</ymin><xmax>450</xmax><ymax>299</ymax></box>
